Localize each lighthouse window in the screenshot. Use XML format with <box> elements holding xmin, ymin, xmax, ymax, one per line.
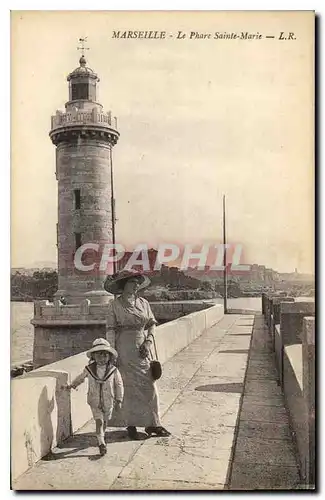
<box><xmin>74</xmin><ymin>189</ymin><xmax>81</xmax><ymax>209</ymax></box>
<box><xmin>75</xmin><ymin>232</ymin><xmax>82</xmax><ymax>250</ymax></box>
<box><xmin>71</xmin><ymin>83</ymin><xmax>89</xmax><ymax>100</ymax></box>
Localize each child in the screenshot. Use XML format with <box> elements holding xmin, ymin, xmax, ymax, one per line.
<box><xmin>66</xmin><ymin>338</ymin><xmax>124</xmax><ymax>456</ymax></box>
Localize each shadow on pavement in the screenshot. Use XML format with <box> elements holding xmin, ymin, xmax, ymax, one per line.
<box><xmin>195</xmin><ymin>383</ymin><xmax>243</xmax><ymax>393</ymax></box>
<box><xmin>229</xmin><ymin>334</ymin><xmax>252</xmax><ymax>336</ymax></box>
<box><xmin>41</xmin><ymin>430</ymin><xmax>148</xmax><ymax>461</ymax></box>
<box><xmin>219</xmin><ymin>350</ymin><xmax>249</xmax><ymax>354</ymax></box>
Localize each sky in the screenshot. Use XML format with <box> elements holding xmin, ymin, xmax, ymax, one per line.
<box><xmin>11</xmin><ymin>10</ymin><xmax>314</xmax><ymax>273</ymax></box>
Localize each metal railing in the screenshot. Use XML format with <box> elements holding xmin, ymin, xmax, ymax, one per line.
<box><xmin>51</xmin><ymin>111</ymin><xmax>117</xmax><ymax>130</ymax></box>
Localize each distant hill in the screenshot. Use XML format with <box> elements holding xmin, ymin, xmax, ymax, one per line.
<box><xmin>12</xmin><ymin>262</ymin><xmax>57</xmax><ymax>276</ymax></box>
<box><xmin>11</xmin><ymin>269</ymin><xmax>58</xmax><ymax>301</ymax></box>
<box><xmin>278</xmin><ymin>272</ymin><xmax>314</xmax><ymax>282</ymax></box>
<box><xmin>28</xmin><ymin>261</ymin><xmax>57</xmax><ymax>269</ymax></box>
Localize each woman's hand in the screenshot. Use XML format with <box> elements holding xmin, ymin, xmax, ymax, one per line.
<box><xmin>114</xmin><ymin>400</ymin><xmax>122</xmax><ymax>410</ymax></box>
<box><xmin>139</xmin><ymin>340</ymin><xmax>151</xmax><ymax>359</ymax></box>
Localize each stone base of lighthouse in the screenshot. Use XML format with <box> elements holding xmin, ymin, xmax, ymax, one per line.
<box><xmin>32</xmin><ymin>299</ymin><xmax>115</xmax><ymax>368</ymax></box>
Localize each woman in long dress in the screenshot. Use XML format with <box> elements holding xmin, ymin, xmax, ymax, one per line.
<box><xmin>105</xmin><ymin>270</ymin><xmax>171</xmax><ymax>440</ymax></box>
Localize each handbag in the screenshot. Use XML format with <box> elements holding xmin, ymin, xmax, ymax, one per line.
<box><xmin>149</xmin><ymin>335</ymin><xmax>162</xmax><ymax>380</ymax></box>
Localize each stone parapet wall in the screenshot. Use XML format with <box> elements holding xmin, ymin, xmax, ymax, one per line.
<box><xmin>262</xmin><ymin>294</ymin><xmax>315</xmax><ymax>487</ymax></box>
<box><xmin>33</xmin><ymin>299</ymin><xmax>109</xmax><ymax>321</ymax></box>
<box><xmin>302</xmin><ymin>317</ymin><xmax>315</xmax><ymax>487</ymax></box>
<box><xmin>150</xmin><ymin>301</ymin><xmax>213</xmax><ymax>322</ymax></box>
<box><xmin>280</xmin><ymin>301</ymin><xmax>315</xmax><ymax>345</ymax></box>
<box><xmin>33</xmin><ymin>299</ymin><xmax>213</xmax><ymax>321</ymax></box>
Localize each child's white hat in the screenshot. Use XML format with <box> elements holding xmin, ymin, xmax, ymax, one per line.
<box><xmin>86</xmin><ymin>338</ymin><xmax>118</xmax><ymax>359</ymax></box>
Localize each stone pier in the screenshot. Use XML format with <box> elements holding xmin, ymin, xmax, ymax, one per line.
<box><xmin>13</xmin><ymin>313</ymin><xmax>302</xmax><ymax>490</ymax></box>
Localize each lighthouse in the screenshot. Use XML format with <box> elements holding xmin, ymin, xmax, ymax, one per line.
<box><xmin>32</xmin><ymin>44</ymin><xmax>120</xmax><ymax>367</ymax></box>
<box><xmin>50</xmin><ymin>46</ymin><xmax>119</xmax><ymax>304</ymax></box>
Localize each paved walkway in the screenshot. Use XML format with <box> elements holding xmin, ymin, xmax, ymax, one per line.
<box><xmin>13</xmin><ymin>314</ymin><xmax>300</xmax><ymax>491</ymax></box>
<box><xmin>228</xmin><ymin>315</ymin><xmax>301</xmax><ymax>489</ymax></box>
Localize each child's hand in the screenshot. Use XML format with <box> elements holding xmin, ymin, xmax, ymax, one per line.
<box><xmin>62</xmin><ymin>384</ymin><xmax>73</xmax><ymax>391</ymax></box>
<box><xmin>115</xmin><ymin>400</ymin><xmax>122</xmax><ymax>410</ymax></box>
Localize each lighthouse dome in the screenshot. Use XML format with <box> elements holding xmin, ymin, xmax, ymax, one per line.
<box><xmin>67</xmin><ymin>56</ymin><xmax>98</xmax><ymax>81</ymax></box>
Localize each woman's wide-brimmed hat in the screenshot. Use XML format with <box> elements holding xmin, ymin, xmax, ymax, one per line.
<box><xmin>104</xmin><ymin>269</ymin><xmax>151</xmax><ymax>295</ymax></box>
<box><xmin>86</xmin><ymin>338</ymin><xmax>118</xmax><ymax>359</ymax></box>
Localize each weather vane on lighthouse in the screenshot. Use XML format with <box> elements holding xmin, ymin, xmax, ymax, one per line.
<box><xmin>77</xmin><ymin>37</ymin><xmax>89</xmax><ymax>57</ymax></box>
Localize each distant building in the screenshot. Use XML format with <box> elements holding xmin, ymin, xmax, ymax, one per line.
<box><xmin>117</xmin><ymin>248</ymin><xmax>159</xmax><ymax>273</ymax></box>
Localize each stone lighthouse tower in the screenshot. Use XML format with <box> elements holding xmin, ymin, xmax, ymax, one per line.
<box><xmin>32</xmin><ymin>48</ymin><xmax>119</xmax><ymax>367</ymax></box>
<box><xmin>50</xmin><ymin>51</ymin><xmax>119</xmax><ymax>304</ymax></box>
